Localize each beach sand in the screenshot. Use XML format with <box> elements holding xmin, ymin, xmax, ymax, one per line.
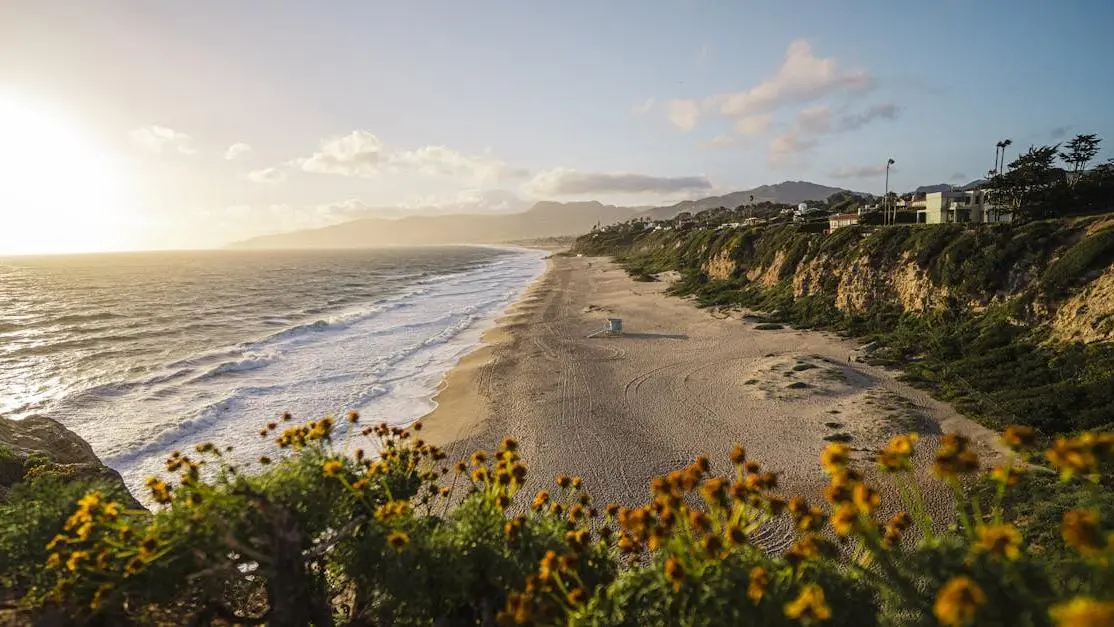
<box><xmin>421</xmin><ymin>255</ymin><xmax>1003</xmax><ymax>551</ymax></box>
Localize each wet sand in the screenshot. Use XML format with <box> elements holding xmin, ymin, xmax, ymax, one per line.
<box><xmin>421</xmin><ymin>255</ymin><xmax>1002</xmax><ymax>551</ymax></box>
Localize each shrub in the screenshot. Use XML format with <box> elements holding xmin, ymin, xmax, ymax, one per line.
<box><xmin>2</xmin><ymin>414</ymin><xmax>1112</xmax><ymax>627</ymax></box>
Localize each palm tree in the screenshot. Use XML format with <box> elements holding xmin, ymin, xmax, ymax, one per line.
<box><xmin>999</xmin><ymin>139</ymin><xmax>1013</xmax><ymax>173</ymax></box>
<box><xmin>995</xmin><ymin>141</ymin><xmax>1004</xmax><ymax>175</ymax></box>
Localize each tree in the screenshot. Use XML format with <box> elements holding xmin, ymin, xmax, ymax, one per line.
<box><xmin>1000</xmin><ymin>139</ymin><xmax>1013</xmax><ymax>173</ymax></box>
<box><xmin>985</xmin><ymin>144</ymin><xmax>1063</xmax><ymax>220</ymax></box>
<box><xmin>1059</xmin><ymin>134</ymin><xmax>1102</xmax><ymax>180</ymax></box>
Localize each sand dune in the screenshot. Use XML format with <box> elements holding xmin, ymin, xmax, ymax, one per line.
<box><xmin>421</xmin><ymin>255</ymin><xmax>1003</xmax><ymax>551</ymax></box>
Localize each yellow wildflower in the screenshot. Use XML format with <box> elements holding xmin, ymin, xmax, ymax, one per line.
<box><xmin>1061</xmin><ymin>509</ymin><xmax>1106</xmax><ymax>558</ymax></box>
<box><xmin>1046</xmin><ymin>435</ymin><xmax>1099</xmax><ymax>480</ymax></box>
<box><xmin>933</xmin><ymin>576</ymin><xmax>986</xmax><ymax>627</ymax></box>
<box><xmin>830</xmin><ymin>504</ymin><xmax>858</xmax><ymax>537</ymax></box>
<box><xmin>538</xmin><ymin>550</ymin><xmax>559</xmax><ymax>582</ymax></box>
<box><xmin>138</xmin><ymin>536</ymin><xmax>159</xmax><ymax>561</ymax></box>
<box><xmin>990</xmin><ymin>464</ymin><xmax>1024</xmax><ymax>487</ymax></box>
<box><xmin>386</xmin><ymin>530</ymin><xmax>409</xmax><ymax>551</ymax></box>
<box><xmin>664</xmin><ymin>556</ymin><xmax>685</xmax><ymax>591</ymax></box>
<box><xmin>77</xmin><ymin>491</ymin><xmax>102</xmax><ymax>512</ymax></box>
<box><xmin>852</xmin><ymin>483</ymin><xmax>880</xmax><ymax>514</ymax></box>
<box><xmin>322</xmin><ymin>459</ymin><xmax>344</xmax><ymax>477</ymax></box>
<box><xmin>1050</xmin><ymin>597</ymin><xmax>1114</xmax><ymax>627</ymax></box>
<box><xmin>729</xmin><ymin>444</ymin><xmax>746</xmax><ymax>465</ymax></box>
<box><xmin>748</xmin><ymin>567</ymin><xmax>768</xmax><ymax>604</ymax></box>
<box><xmin>66</xmin><ymin>550</ymin><xmax>90</xmax><ymax>572</ymax></box>
<box><xmin>878</xmin><ymin>433</ymin><xmax>918</xmax><ymax>472</ymax></box>
<box><xmin>820</xmin><ymin>443</ymin><xmax>850</xmax><ymax>473</ymax></box>
<box><xmin>1001</xmin><ymin>425</ymin><xmax>1036</xmax><ymax>450</ymax></box>
<box><xmin>933</xmin><ymin>434</ymin><xmax>979</xmax><ymax>478</ymax></box>
<box><xmin>784</xmin><ymin>584</ymin><xmax>832</xmax><ymax>623</ymax></box>
<box><xmin>726</xmin><ymin>524</ymin><xmax>747</xmax><ymax>546</ymax></box>
<box><xmin>974</xmin><ymin>524</ymin><xmax>1023</xmax><ymax>561</ymax></box>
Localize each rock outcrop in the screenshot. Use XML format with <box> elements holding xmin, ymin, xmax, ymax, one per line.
<box><xmin>0</xmin><ymin>415</ymin><xmax>140</xmax><ymax>508</ymax></box>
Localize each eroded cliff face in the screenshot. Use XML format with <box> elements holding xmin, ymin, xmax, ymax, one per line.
<box><xmin>590</xmin><ymin>220</ymin><xmax>1114</xmax><ymax>344</ymax></box>
<box><xmin>1050</xmin><ymin>266</ymin><xmax>1114</xmax><ymax>343</ymax></box>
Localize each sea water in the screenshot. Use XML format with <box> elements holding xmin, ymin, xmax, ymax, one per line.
<box><xmin>0</xmin><ymin>246</ymin><xmax>546</xmax><ymax>494</ymax></box>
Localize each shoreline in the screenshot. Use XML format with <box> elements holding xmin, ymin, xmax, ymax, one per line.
<box><xmin>417</xmin><ymin>251</ymin><xmax>556</xmax><ymax>449</ymax></box>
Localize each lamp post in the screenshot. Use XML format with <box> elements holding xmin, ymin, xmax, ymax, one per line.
<box><xmin>885</xmin><ymin>158</ymin><xmax>895</xmax><ymax>225</ymax></box>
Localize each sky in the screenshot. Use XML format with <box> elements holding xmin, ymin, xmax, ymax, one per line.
<box><xmin>1</xmin><ymin>0</ymin><xmax>1113</xmax><ymax>253</ymax></box>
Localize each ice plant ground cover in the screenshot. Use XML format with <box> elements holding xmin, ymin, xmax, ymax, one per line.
<box><xmin>1</xmin><ymin>414</ymin><xmax>1112</xmax><ymax>626</ymax></box>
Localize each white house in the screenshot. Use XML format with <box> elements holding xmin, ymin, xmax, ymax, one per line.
<box><xmin>917</xmin><ymin>190</ymin><xmax>1011</xmax><ymax>224</ymax></box>
<box><xmin>829</xmin><ymin>213</ymin><xmax>860</xmax><ymax>231</ymax></box>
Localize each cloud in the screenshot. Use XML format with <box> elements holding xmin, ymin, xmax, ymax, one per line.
<box><xmin>949</xmin><ymin>172</ymin><xmax>968</xmax><ymax>182</ymax></box>
<box><xmin>632</xmin><ymin>97</ymin><xmax>656</xmax><ymax>115</ymax></box>
<box><xmin>224</xmin><ymin>142</ymin><xmax>251</xmax><ymax>160</ymax></box>
<box><xmin>766</xmin><ymin>102</ymin><xmax>899</xmax><ymax>165</ymax></box>
<box><xmin>669</xmin><ymin>39</ymin><xmax>873</xmax><ymax>134</ymax></box>
<box><xmin>735</xmin><ymin>114</ymin><xmax>773</xmax><ymax>137</ymax></box>
<box><xmin>1049</xmin><ymin>125</ymin><xmax>1072</xmax><ymax>140</ymax></box>
<box><xmin>666</xmin><ymin>99</ymin><xmax>701</xmax><ymax>131</ymax></box>
<box><xmin>828</xmin><ymin>163</ymin><xmax>893</xmax><ymax>179</ymax></box>
<box><xmin>300</xmin><ymin>130</ymin><xmax>383</xmax><ymax>177</ymax></box>
<box><xmin>796</xmin><ymin>106</ymin><xmax>832</xmax><ymax>134</ymax></box>
<box><xmin>836</xmin><ymin>103</ymin><xmax>899</xmax><ymax>131</ymax></box>
<box><xmin>247</xmin><ymin>167</ymin><xmax>287</xmax><ymax>184</ymax></box>
<box><xmin>767</xmin><ymin>132</ymin><xmax>817</xmax><ymax>166</ymax></box>
<box><xmin>129</xmin><ymin>125</ymin><xmax>195</xmax><ymax>154</ymax></box>
<box><xmin>702</xmin><ymin>134</ymin><xmax>739</xmax><ymax>149</ymax></box>
<box><xmin>527</xmin><ymin>169</ymin><xmax>712</xmax><ymax>196</ymax></box>
<box><xmin>386</xmin><ymin>145</ymin><xmax>529</xmax><ymax>183</ymax></box>
<box><xmin>715</xmin><ymin>40</ymin><xmax>872</xmax><ymax>118</ymax></box>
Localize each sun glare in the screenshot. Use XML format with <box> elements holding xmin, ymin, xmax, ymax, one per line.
<box><xmin>0</xmin><ymin>92</ymin><xmax>132</xmax><ymax>255</ymax></box>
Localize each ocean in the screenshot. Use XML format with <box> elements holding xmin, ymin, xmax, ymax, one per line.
<box><xmin>0</xmin><ymin>246</ymin><xmax>546</xmax><ymax>493</ymax></box>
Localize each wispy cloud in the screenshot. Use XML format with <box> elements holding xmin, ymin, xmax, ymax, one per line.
<box><xmin>837</xmin><ymin>103</ymin><xmax>900</xmax><ymax>131</ymax></box>
<box><xmin>632</xmin><ymin>97</ymin><xmax>656</xmax><ymax>115</ymax></box>
<box><xmin>129</xmin><ymin>125</ymin><xmax>195</xmax><ymax>154</ymax></box>
<box><xmin>247</xmin><ymin>167</ymin><xmax>287</xmax><ymax>183</ymax></box>
<box><xmin>668</xmin><ymin>39</ymin><xmax>873</xmax><ymax>132</ymax></box>
<box><xmin>828</xmin><ymin>163</ymin><xmax>893</xmax><ymax>179</ymax></box>
<box><xmin>949</xmin><ymin>172</ymin><xmax>968</xmax><ymax>182</ymax></box>
<box><xmin>386</xmin><ymin>145</ymin><xmax>529</xmax><ymax>184</ymax></box>
<box><xmin>224</xmin><ymin>142</ymin><xmax>251</xmax><ymax>160</ymax></box>
<box><xmin>527</xmin><ymin>169</ymin><xmax>712</xmax><ymax>196</ymax></box>
<box><xmin>735</xmin><ymin>114</ymin><xmax>773</xmax><ymax>137</ymax></box>
<box><xmin>767</xmin><ymin>132</ymin><xmax>818</xmax><ymax>167</ymax></box>
<box><xmin>768</xmin><ymin>102</ymin><xmax>900</xmax><ymax>166</ymax></box>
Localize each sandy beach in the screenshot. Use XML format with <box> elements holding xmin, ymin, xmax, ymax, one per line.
<box><xmin>421</xmin><ymin>255</ymin><xmax>1003</xmax><ymax>551</ymax></box>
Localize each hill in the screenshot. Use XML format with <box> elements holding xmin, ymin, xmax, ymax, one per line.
<box><xmin>231</xmin><ymin>201</ymin><xmax>637</xmax><ymax>249</ymax></box>
<box><xmin>638</xmin><ymin>180</ymin><xmax>854</xmax><ymax>220</ymax></box>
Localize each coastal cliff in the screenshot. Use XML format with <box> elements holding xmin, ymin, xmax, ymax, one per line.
<box><xmin>0</xmin><ymin>416</ymin><xmax>139</xmax><ymax>508</ymax></box>
<box><xmin>574</xmin><ymin>217</ymin><xmax>1114</xmax><ymax>434</ymax></box>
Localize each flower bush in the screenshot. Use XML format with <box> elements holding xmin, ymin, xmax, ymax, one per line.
<box><xmin>1</xmin><ymin>414</ymin><xmax>1112</xmax><ymax>626</ymax></box>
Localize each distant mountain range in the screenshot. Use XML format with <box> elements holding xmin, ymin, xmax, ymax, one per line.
<box><xmin>231</xmin><ymin>201</ymin><xmax>634</xmax><ymax>250</ymax></box>
<box><xmin>638</xmin><ymin>181</ymin><xmax>852</xmax><ymax>220</ymax></box>
<box><xmin>230</xmin><ymin>180</ymin><xmax>860</xmax><ymax>250</ymax></box>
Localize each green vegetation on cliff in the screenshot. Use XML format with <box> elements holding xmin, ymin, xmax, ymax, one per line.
<box><xmin>575</xmin><ymin>218</ymin><xmax>1114</xmax><ymax>436</ymax></box>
